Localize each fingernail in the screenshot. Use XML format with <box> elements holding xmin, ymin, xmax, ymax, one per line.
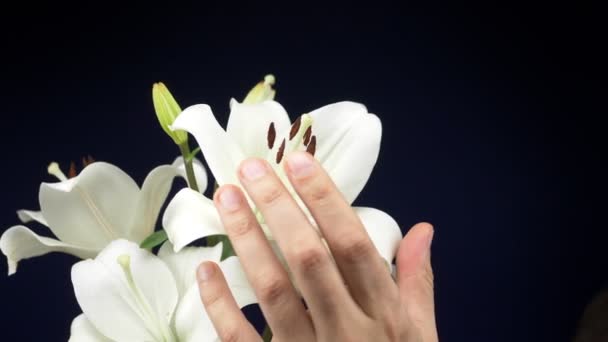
<box><xmin>218</xmin><ymin>187</ymin><xmax>241</xmax><ymax>212</ymax></box>
<box><xmin>286</xmin><ymin>152</ymin><xmax>314</xmax><ymax>178</ymax></box>
<box><xmin>197</xmin><ymin>262</ymin><xmax>215</xmax><ymax>282</ymax></box>
<box><xmin>240</xmin><ymin>159</ymin><xmax>267</xmax><ymax>181</ymax></box>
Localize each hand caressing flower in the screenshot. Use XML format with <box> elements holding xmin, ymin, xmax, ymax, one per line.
<box><xmin>163</xmin><ymin>99</ymin><xmax>402</xmax><ymax>268</ymax></box>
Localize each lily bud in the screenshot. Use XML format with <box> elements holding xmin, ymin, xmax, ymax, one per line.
<box><xmin>152</xmin><ymin>82</ymin><xmax>188</xmax><ymax>145</ymax></box>
<box><xmin>243</xmin><ymin>74</ymin><xmax>276</xmax><ymax>104</ymax></box>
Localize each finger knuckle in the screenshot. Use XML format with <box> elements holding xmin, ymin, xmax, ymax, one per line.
<box><xmin>227</xmin><ymin>215</ymin><xmax>254</xmax><ymax>239</ymax></box>
<box><xmin>255</xmin><ymin>274</ymin><xmax>289</xmax><ymax>305</ymax></box>
<box><xmin>291</xmin><ymin>245</ymin><xmax>328</xmax><ymax>273</ymax></box>
<box><xmin>218</xmin><ymin>326</ymin><xmax>241</xmax><ymax>342</ymax></box>
<box><xmin>201</xmin><ymin>288</ymin><xmax>223</xmax><ymax>310</ymax></box>
<box><xmin>308</xmin><ymin>181</ymin><xmax>333</xmax><ymax>205</ymax></box>
<box><xmin>335</xmin><ymin>235</ymin><xmax>376</xmax><ymax>264</ymax></box>
<box><xmin>259</xmin><ymin>186</ymin><xmax>284</xmax><ymax>207</ymax></box>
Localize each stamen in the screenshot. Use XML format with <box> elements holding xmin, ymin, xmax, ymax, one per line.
<box><xmin>68</xmin><ymin>162</ymin><xmax>78</xmax><ymax>179</ymax></box>
<box><xmin>306</xmin><ymin>136</ymin><xmax>317</xmax><ymax>156</ymax></box>
<box><xmin>276</xmin><ymin>138</ymin><xmax>286</xmax><ymax>163</ymax></box>
<box><xmin>47</xmin><ymin>162</ymin><xmax>68</xmax><ymax>181</ymax></box>
<box><xmin>267</xmin><ymin>122</ymin><xmax>276</xmax><ymax>149</ymax></box>
<box><xmin>289</xmin><ymin>116</ymin><xmax>302</xmax><ymax>140</ymax></box>
<box><xmin>303</xmin><ymin>126</ymin><xmax>312</xmax><ymax>146</ymax></box>
<box><xmin>83</xmin><ymin>155</ymin><xmax>95</xmax><ymax>167</ymax></box>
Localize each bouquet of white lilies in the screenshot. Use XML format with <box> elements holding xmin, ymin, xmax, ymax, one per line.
<box><xmin>0</xmin><ymin>75</ymin><xmax>403</xmax><ymax>341</ymax></box>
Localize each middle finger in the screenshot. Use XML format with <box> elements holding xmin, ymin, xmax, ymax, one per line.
<box><xmin>237</xmin><ymin>158</ymin><xmax>357</xmax><ymax>319</ymax></box>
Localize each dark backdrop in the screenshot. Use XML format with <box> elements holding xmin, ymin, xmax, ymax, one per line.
<box><xmin>0</xmin><ymin>2</ymin><xmax>605</xmax><ymax>341</ymax></box>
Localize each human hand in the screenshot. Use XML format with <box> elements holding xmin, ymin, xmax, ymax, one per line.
<box><xmin>196</xmin><ymin>151</ymin><xmax>438</xmax><ymax>341</ymax></box>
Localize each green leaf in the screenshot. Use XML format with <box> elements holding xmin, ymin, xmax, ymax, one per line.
<box><xmin>140</xmin><ymin>230</ymin><xmax>168</xmax><ymax>249</ymax></box>
<box><xmin>262</xmin><ymin>324</ymin><xmax>273</xmax><ymax>342</ymax></box>
<box><xmin>207</xmin><ymin>235</ymin><xmax>236</xmax><ymax>260</ymax></box>
<box><xmin>185</xmin><ymin>147</ymin><xmax>201</xmax><ymax>163</ymax></box>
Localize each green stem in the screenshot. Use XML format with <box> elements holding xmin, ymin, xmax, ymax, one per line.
<box><xmin>262</xmin><ymin>324</ymin><xmax>273</xmax><ymax>342</ymax></box>
<box><xmin>178</xmin><ymin>143</ymin><xmax>199</xmax><ymax>192</ymax></box>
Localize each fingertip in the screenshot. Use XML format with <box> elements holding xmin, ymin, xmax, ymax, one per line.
<box><xmin>197</xmin><ymin>261</ymin><xmax>217</xmax><ymax>283</ymax></box>
<box><xmin>396</xmin><ymin>222</ymin><xmax>434</xmax><ymax>275</ymax></box>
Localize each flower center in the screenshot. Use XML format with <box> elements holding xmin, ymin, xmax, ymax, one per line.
<box><xmin>267</xmin><ymin>113</ymin><xmax>316</xmax><ymax>164</ymax></box>
<box><xmin>256</xmin><ymin>115</ymin><xmax>317</xmax><ymax>236</ymax></box>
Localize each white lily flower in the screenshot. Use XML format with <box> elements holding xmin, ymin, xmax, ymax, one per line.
<box><xmin>69</xmin><ymin>239</ymin><xmax>256</xmax><ymax>342</ymax></box>
<box><xmin>0</xmin><ymin>157</ymin><xmax>207</xmax><ymax>275</ymax></box>
<box><xmin>163</xmin><ymin>99</ymin><xmax>402</xmax><ymax>266</ymax></box>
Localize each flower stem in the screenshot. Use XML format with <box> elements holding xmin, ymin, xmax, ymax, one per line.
<box><xmin>262</xmin><ymin>324</ymin><xmax>273</xmax><ymax>342</ymax></box>
<box><xmin>178</xmin><ymin>142</ymin><xmax>199</xmax><ymax>192</ymax></box>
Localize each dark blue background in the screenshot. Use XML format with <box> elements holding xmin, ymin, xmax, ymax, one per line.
<box><xmin>0</xmin><ymin>2</ymin><xmax>605</xmax><ymax>341</ymax></box>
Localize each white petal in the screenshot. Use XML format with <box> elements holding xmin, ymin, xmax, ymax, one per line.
<box><xmin>39</xmin><ymin>162</ymin><xmax>140</xmax><ymax>249</ymax></box>
<box><xmin>0</xmin><ymin>226</ymin><xmax>96</xmax><ymax>275</ymax></box>
<box><xmin>310</xmin><ymin>103</ymin><xmax>381</xmax><ymax>203</ymax></box>
<box><xmin>158</xmin><ymin>241</ymin><xmax>223</xmax><ymax>297</ymax></box>
<box><xmin>354</xmin><ymin>207</ymin><xmax>402</xmax><ymax>265</ymax></box>
<box><xmin>308</xmin><ymin>102</ymin><xmax>368</xmax><ymax>159</ymax></box>
<box><xmin>171</xmin><ymin>156</ymin><xmax>208</xmax><ymax>193</ymax></box>
<box><xmin>68</xmin><ymin>314</ymin><xmax>112</xmax><ymax>342</ymax></box>
<box><xmin>227</xmin><ymin>99</ymin><xmax>291</xmax><ymax>158</ymax></box>
<box><xmin>174</xmin><ymin>257</ymin><xmax>256</xmax><ymax>342</ymax></box>
<box><xmin>128</xmin><ymin>164</ymin><xmax>181</xmax><ymax>244</ymax></box>
<box><xmin>71</xmin><ymin>240</ymin><xmax>178</xmax><ymax>342</ymax></box>
<box><xmin>17</xmin><ymin>209</ymin><xmax>48</xmax><ymax>226</ymax></box>
<box><xmin>171</xmin><ymin>104</ymin><xmax>245</xmax><ymax>186</ymax></box>
<box><xmin>174</xmin><ymin>284</ymin><xmax>218</xmax><ymax>342</ymax></box>
<box><xmin>163</xmin><ymin>188</ymin><xmax>226</xmax><ymax>252</ymax></box>
<box><xmin>220</xmin><ymin>257</ymin><xmax>258</xmax><ymax>308</ymax></box>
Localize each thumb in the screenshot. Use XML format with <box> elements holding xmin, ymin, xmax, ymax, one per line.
<box><xmin>396</xmin><ymin>222</ymin><xmax>437</xmax><ymax>341</ymax></box>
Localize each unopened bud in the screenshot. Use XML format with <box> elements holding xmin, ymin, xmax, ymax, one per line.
<box><xmin>152</xmin><ymin>82</ymin><xmax>188</xmax><ymax>145</ymax></box>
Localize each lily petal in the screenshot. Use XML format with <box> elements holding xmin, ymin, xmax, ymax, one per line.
<box><xmin>71</xmin><ymin>240</ymin><xmax>178</xmax><ymax>342</ymax></box>
<box><xmin>219</xmin><ymin>256</ymin><xmax>258</xmax><ymax>308</ymax></box>
<box><xmin>16</xmin><ymin>209</ymin><xmax>48</xmax><ymax>226</ymax></box>
<box><xmin>158</xmin><ymin>241</ymin><xmax>223</xmax><ymax>297</ymax></box>
<box><xmin>172</xmin><ymin>157</ymin><xmax>208</xmax><ymax>193</ymax></box>
<box><xmin>0</xmin><ymin>226</ymin><xmax>96</xmax><ymax>275</ymax></box>
<box><xmin>171</xmin><ymin>104</ymin><xmax>245</xmax><ymax>187</ymax></box>
<box><xmin>307</xmin><ymin>101</ymin><xmax>369</xmax><ymax>161</ymax></box>
<box><xmin>39</xmin><ymin>162</ymin><xmax>140</xmax><ymax>249</ymax></box>
<box><xmin>227</xmin><ymin>99</ymin><xmax>291</xmax><ymax>159</ymax></box>
<box><xmin>174</xmin><ymin>283</ymin><xmax>217</xmax><ymax>342</ymax></box>
<box><xmin>128</xmin><ymin>163</ymin><xmax>185</xmax><ymax>244</ymax></box>
<box><xmin>68</xmin><ymin>314</ymin><xmax>112</xmax><ymax>342</ymax></box>
<box><xmin>309</xmin><ymin>103</ymin><xmax>381</xmax><ymax>203</ymax></box>
<box><xmin>163</xmin><ymin>188</ymin><xmax>225</xmax><ymax>252</ymax></box>
<box><xmin>174</xmin><ymin>257</ymin><xmax>256</xmax><ymax>342</ymax></box>
<box><xmin>354</xmin><ymin>207</ymin><xmax>402</xmax><ymax>265</ymax></box>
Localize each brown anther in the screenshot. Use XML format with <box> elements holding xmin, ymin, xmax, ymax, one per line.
<box><xmin>289</xmin><ymin>116</ymin><xmax>302</xmax><ymax>140</ymax></box>
<box><xmin>276</xmin><ymin>138</ymin><xmax>286</xmax><ymax>163</ymax></box>
<box><xmin>303</xmin><ymin>126</ymin><xmax>312</xmax><ymax>146</ymax></box>
<box><xmin>267</xmin><ymin>122</ymin><xmax>276</xmax><ymax>149</ymax></box>
<box><xmin>86</xmin><ymin>155</ymin><xmax>95</xmax><ymax>165</ymax></box>
<box><xmin>306</xmin><ymin>135</ymin><xmax>317</xmax><ymax>156</ymax></box>
<box><xmin>68</xmin><ymin>162</ymin><xmax>77</xmax><ymax>179</ymax></box>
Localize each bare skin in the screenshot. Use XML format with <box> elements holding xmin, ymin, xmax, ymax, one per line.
<box><xmin>196</xmin><ymin>151</ymin><xmax>438</xmax><ymax>341</ymax></box>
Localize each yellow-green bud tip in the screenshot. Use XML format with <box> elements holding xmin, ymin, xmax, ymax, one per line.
<box><xmin>152</xmin><ymin>82</ymin><xmax>188</xmax><ymax>145</ymax></box>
